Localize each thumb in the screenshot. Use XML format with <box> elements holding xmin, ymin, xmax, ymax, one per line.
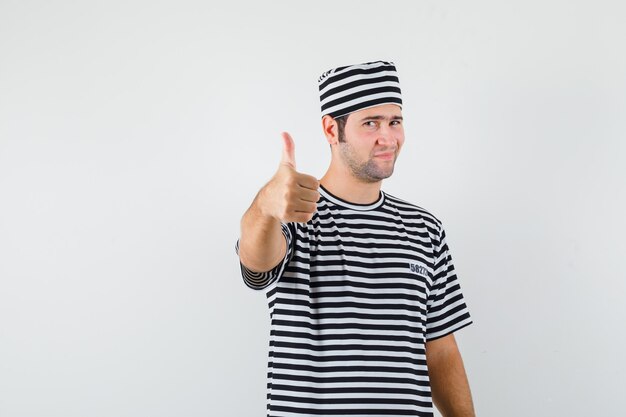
<box><xmin>280</xmin><ymin>131</ymin><xmax>296</xmax><ymax>169</ymax></box>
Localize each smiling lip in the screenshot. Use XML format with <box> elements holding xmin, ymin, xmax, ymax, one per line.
<box><xmin>375</xmin><ymin>152</ymin><xmax>394</xmax><ymax>159</ymax></box>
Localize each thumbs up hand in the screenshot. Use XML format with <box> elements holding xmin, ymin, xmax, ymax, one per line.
<box><xmin>258</xmin><ymin>132</ymin><xmax>320</xmax><ymax>223</ymax></box>
<box><xmin>280</xmin><ymin>131</ymin><xmax>297</xmax><ymax>170</ymax></box>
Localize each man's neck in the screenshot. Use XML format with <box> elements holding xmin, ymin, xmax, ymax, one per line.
<box><xmin>319</xmin><ymin>168</ymin><xmax>382</xmax><ymax>205</ymax></box>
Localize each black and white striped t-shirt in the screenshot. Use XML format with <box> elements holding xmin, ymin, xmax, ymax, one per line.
<box><xmin>235</xmin><ymin>184</ymin><xmax>473</xmax><ymax>417</ymax></box>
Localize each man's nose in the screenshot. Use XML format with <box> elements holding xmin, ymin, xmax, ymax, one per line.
<box><xmin>377</xmin><ymin>125</ymin><xmax>397</xmax><ymax>147</ymax></box>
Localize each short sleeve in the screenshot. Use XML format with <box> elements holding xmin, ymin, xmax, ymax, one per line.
<box><xmin>234</xmin><ymin>222</ymin><xmax>295</xmax><ymax>290</ymax></box>
<box><xmin>425</xmin><ymin>225</ymin><xmax>473</xmax><ymax>341</ymax></box>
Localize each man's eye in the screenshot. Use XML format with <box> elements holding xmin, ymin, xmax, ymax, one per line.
<box><xmin>391</xmin><ymin>120</ymin><xmax>402</xmax><ymax>126</ymax></box>
<box><xmin>364</xmin><ymin>121</ymin><xmax>377</xmax><ymax>127</ymax></box>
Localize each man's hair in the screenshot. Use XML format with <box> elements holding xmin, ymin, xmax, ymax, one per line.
<box><xmin>335</xmin><ymin>114</ymin><xmax>349</xmax><ymax>143</ymax></box>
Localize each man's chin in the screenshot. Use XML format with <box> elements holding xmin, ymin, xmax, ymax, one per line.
<box><xmin>371</xmin><ymin>169</ymin><xmax>394</xmax><ymax>182</ymax></box>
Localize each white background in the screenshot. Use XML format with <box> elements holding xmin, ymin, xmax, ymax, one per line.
<box><xmin>1</xmin><ymin>1</ymin><xmax>625</xmax><ymax>416</ymax></box>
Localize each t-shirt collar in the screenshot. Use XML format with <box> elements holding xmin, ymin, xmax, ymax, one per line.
<box><xmin>319</xmin><ymin>184</ymin><xmax>385</xmax><ymax>211</ymax></box>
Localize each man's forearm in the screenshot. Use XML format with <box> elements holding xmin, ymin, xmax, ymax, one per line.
<box><xmin>239</xmin><ymin>188</ymin><xmax>285</xmax><ymax>272</ymax></box>
<box><xmin>426</xmin><ymin>336</ymin><xmax>476</xmax><ymax>417</ymax></box>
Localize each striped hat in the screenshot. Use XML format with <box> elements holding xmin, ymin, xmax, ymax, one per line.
<box><xmin>318</xmin><ymin>60</ymin><xmax>402</xmax><ymax>119</ymax></box>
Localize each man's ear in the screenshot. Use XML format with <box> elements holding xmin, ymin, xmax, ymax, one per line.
<box><xmin>321</xmin><ymin>115</ymin><xmax>338</xmax><ymax>145</ymax></box>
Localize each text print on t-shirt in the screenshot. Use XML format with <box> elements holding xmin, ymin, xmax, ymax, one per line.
<box><xmin>409</xmin><ymin>263</ymin><xmax>429</xmax><ymax>279</ymax></box>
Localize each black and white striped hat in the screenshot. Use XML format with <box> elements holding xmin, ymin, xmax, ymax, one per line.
<box><xmin>318</xmin><ymin>60</ymin><xmax>402</xmax><ymax>119</ymax></box>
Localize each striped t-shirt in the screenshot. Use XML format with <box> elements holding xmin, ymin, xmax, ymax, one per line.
<box><xmin>235</xmin><ymin>184</ymin><xmax>473</xmax><ymax>417</ymax></box>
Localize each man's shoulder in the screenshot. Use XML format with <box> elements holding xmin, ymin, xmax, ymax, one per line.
<box><xmin>382</xmin><ymin>190</ymin><xmax>443</xmax><ymax>229</ymax></box>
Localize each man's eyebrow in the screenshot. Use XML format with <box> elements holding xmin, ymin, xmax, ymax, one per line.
<box><xmin>359</xmin><ymin>115</ymin><xmax>404</xmax><ymax>122</ymax></box>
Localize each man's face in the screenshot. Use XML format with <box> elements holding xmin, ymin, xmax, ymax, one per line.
<box><xmin>336</xmin><ymin>104</ymin><xmax>405</xmax><ymax>183</ymax></box>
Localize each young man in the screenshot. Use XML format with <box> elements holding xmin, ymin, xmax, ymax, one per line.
<box><xmin>235</xmin><ymin>61</ymin><xmax>476</xmax><ymax>417</ymax></box>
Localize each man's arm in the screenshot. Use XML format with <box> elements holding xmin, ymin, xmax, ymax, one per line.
<box><xmin>238</xmin><ymin>132</ymin><xmax>319</xmax><ymax>273</ymax></box>
<box><xmin>239</xmin><ymin>189</ymin><xmax>287</xmax><ymax>272</ymax></box>
<box><xmin>425</xmin><ymin>333</ymin><xmax>476</xmax><ymax>417</ymax></box>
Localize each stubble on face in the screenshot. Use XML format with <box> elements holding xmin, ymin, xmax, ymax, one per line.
<box><xmin>338</xmin><ymin>140</ymin><xmax>397</xmax><ymax>183</ymax></box>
